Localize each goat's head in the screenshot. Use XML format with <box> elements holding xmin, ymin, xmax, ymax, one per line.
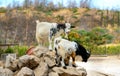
<box><xmin>82</xmin><ymin>50</ymin><xmax>91</xmax><ymax>62</ymax></box>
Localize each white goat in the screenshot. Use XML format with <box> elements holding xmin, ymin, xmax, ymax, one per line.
<box><xmin>54</xmin><ymin>37</ymin><xmax>90</xmax><ymax>69</ymax></box>
<box><xmin>36</xmin><ymin>20</ymin><xmax>72</xmax><ymax>51</ymax></box>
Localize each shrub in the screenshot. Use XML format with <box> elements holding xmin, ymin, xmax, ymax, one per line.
<box><xmin>0</xmin><ymin>48</ymin><xmax>4</xmax><ymax>56</ymax></box>
<box><xmin>56</xmin><ymin>15</ymin><xmax>64</xmax><ymax>21</ymax></box>
<box><xmin>89</xmin><ymin>27</ymin><xmax>113</xmax><ymax>45</ymax></box>
<box><xmin>13</xmin><ymin>46</ymin><xmax>28</xmax><ymax>57</ymax></box>
<box><xmin>91</xmin><ymin>46</ymin><xmax>107</xmax><ymax>55</ymax></box>
<box><xmin>45</xmin><ymin>11</ymin><xmax>52</xmax><ymax>16</ymax></box>
<box><xmin>106</xmin><ymin>45</ymin><xmax>120</xmax><ymax>55</ymax></box>
<box><xmin>68</xmin><ymin>27</ymin><xmax>115</xmax><ymax>55</ymax></box>
<box><xmin>0</xmin><ymin>7</ymin><xmax>7</xmax><ymax>13</ymax></box>
<box><xmin>0</xmin><ymin>46</ymin><xmax>28</xmax><ymax>57</ymax></box>
<box><xmin>69</xmin><ymin>8</ymin><xmax>78</xmax><ymax>13</ymax></box>
<box><xmin>4</xmin><ymin>47</ymin><xmax>14</xmax><ymax>53</ymax></box>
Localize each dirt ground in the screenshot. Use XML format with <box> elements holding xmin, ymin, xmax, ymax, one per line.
<box><xmin>76</xmin><ymin>55</ymin><xmax>120</xmax><ymax>76</ymax></box>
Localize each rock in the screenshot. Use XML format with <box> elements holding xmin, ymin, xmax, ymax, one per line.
<box><xmin>34</xmin><ymin>62</ymin><xmax>48</xmax><ymax>76</ymax></box>
<box><xmin>17</xmin><ymin>67</ymin><xmax>35</xmax><ymax>76</ymax></box>
<box><xmin>46</xmin><ymin>51</ymin><xmax>56</xmax><ymax>58</ymax></box>
<box><xmin>43</xmin><ymin>51</ymin><xmax>56</xmax><ymax>67</ymax></box>
<box><xmin>48</xmin><ymin>72</ymin><xmax>59</xmax><ymax>76</ymax></box>
<box><xmin>0</xmin><ymin>67</ymin><xmax>13</xmax><ymax>76</ymax></box>
<box><xmin>0</xmin><ymin>61</ymin><xmax>4</xmax><ymax>67</ymax></box>
<box><xmin>52</xmin><ymin>66</ymin><xmax>87</xmax><ymax>76</ymax></box>
<box><xmin>0</xmin><ymin>46</ymin><xmax>88</xmax><ymax>76</ymax></box>
<box><xmin>5</xmin><ymin>54</ymin><xmax>19</xmax><ymax>71</ymax></box>
<box><xmin>18</xmin><ymin>55</ymin><xmax>39</xmax><ymax>69</ymax></box>
<box><xmin>32</xmin><ymin>45</ymin><xmax>48</xmax><ymax>58</ymax></box>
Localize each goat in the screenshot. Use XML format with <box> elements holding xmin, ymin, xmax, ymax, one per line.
<box><xmin>36</xmin><ymin>20</ymin><xmax>72</xmax><ymax>51</ymax></box>
<box><xmin>54</xmin><ymin>37</ymin><xmax>90</xmax><ymax>69</ymax></box>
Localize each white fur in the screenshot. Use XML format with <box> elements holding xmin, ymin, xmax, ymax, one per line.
<box><xmin>36</xmin><ymin>20</ymin><xmax>72</xmax><ymax>50</ymax></box>
<box><xmin>36</xmin><ymin>20</ymin><xmax>57</xmax><ymax>50</ymax></box>
<box><xmin>54</xmin><ymin>37</ymin><xmax>77</xmax><ymax>67</ymax></box>
<box><xmin>54</xmin><ymin>36</ymin><xmax>77</xmax><ymax>54</ymax></box>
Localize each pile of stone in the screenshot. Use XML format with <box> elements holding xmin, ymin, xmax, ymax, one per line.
<box><xmin>0</xmin><ymin>45</ymin><xmax>87</xmax><ymax>76</ymax></box>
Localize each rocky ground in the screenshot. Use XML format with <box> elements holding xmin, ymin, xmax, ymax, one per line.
<box><xmin>0</xmin><ymin>45</ymin><xmax>120</xmax><ymax>76</ymax></box>
<box><xmin>0</xmin><ymin>45</ymin><xmax>87</xmax><ymax>76</ymax></box>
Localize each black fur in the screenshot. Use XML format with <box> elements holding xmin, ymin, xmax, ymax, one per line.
<box><xmin>75</xmin><ymin>42</ymin><xmax>90</xmax><ymax>62</ymax></box>
<box><xmin>50</xmin><ymin>28</ymin><xmax>57</xmax><ymax>36</ymax></box>
<box><xmin>50</xmin><ymin>24</ymin><xmax>66</xmax><ymax>38</ymax></box>
<box><xmin>57</xmin><ymin>24</ymin><xmax>66</xmax><ymax>31</ymax></box>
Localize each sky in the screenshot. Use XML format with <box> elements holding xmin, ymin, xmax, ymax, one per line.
<box><xmin>90</xmin><ymin>0</ymin><xmax>120</xmax><ymax>10</ymax></box>
<box><xmin>0</xmin><ymin>0</ymin><xmax>24</xmax><ymax>7</ymax></box>
<box><xmin>0</xmin><ymin>0</ymin><xmax>120</xmax><ymax>10</ymax></box>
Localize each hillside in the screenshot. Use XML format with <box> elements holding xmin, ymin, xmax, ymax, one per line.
<box><xmin>0</xmin><ymin>7</ymin><xmax>120</xmax><ymax>45</ymax></box>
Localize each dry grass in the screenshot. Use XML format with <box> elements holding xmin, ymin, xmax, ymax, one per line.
<box><xmin>99</xmin><ymin>43</ymin><xmax>120</xmax><ymax>47</ymax></box>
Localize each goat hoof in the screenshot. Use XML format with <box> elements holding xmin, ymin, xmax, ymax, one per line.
<box><xmin>72</xmin><ymin>64</ymin><xmax>77</xmax><ymax>67</ymax></box>
<box><xmin>49</xmin><ymin>49</ymin><xmax>52</xmax><ymax>51</ymax></box>
<box><xmin>63</xmin><ymin>66</ymin><xmax>67</xmax><ymax>69</ymax></box>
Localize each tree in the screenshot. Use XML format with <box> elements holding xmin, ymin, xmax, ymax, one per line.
<box><xmin>80</xmin><ymin>0</ymin><xmax>91</xmax><ymax>8</ymax></box>
<box><xmin>117</xmin><ymin>11</ymin><xmax>120</xmax><ymax>26</ymax></box>
<box><xmin>47</xmin><ymin>1</ymin><xmax>55</xmax><ymax>11</ymax></box>
<box><xmin>23</xmin><ymin>0</ymin><xmax>32</xmax><ymax>8</ymax></box>
<box><xmin>99</xmin><ymin>10</ymin><xmax>104</xmax><ymax>27</ymax></box>
<box><xmin>34</xmin><ymin>0</ymin><xmax>40</xmax><ymax>8</ymax></box>
<box><xmin>36</xmin><ymin>0</ymin><xmax>48</xmax><ymax>11</ymax></box>
<box><xmin>67</xmin><ymin>0</ymin><xmax>77</xmax><ymax>8</ymax></box>
<box><xmin>106</xmin><ymin>10</ymin><xmax>109</xmax><ymax>27</ymax></box>
<box><xmin>6</xmin><ymin>4</ymin><xmax>12</xmax><ymax>11</ymax></box>
<box><xmin>12</xmin><ymin>0</ymin><xmax>20</xmax><ymax>8</ymax></box>
<box><xmin>57</xmin><ymin>0</ymin><xmax>64</xmax><ymax>9</ymax></box>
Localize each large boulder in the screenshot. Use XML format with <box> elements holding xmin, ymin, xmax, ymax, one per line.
<box><xmin>48</xmin><ymin>72</ymin><xmax>59</xmax><ymax>76</ymax></box>
<box><xmin>34</xmin><ymin>62</ymin><xmax>49</xmax><ymax>76</ymax></box>
<box><xmin>17</xmin><ymin>67</ymin><xmax>35</xmax><ymax>76</ymax></box>
<box><xmin>0</xmin><ymin>67</ymin><xmax>13</xmax><ymax>76</ymax></box>
<box><xmin>32</xmin><ymin>45</ymin><xmax>56</xmax><ymax>67</ymax></box>
<box><xmin>18</xmin><ymin>55</ymin><xmax>39</xmax><ymax>69</ymax></box>
<box><xmin>52</xmin><ymin>66</ymin><xmax>87</xmax><ymax>76</ymax></box>
<box><xmin>5</xmin><ymin>54</ymin><xmax>19</xmax><ymax>71</ymax></box>
<box><xmin>32</xmin><ymin>45</ymin><xmax>48</xmax><ymax>58</ymax></box>
<box><xmin>43</xmin><ymin>51</ymin><xmax>56</xmax><ymax>67</ymax></box>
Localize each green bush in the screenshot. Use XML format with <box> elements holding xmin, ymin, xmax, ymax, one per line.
<box><xmin>107</xmin><ymin>46</ymin><xmax>120</xmax><ymax>55</ymax></box>
<box><xmin>0</xmin><ymin>48</ymin><xmax>4</xmax><ymax>56</ymax></box>
<box><xmin>72</xmin><ymin>15</ymin><xmax>78</xmax><ymax>19</ymax></box>
<box><xmin>91</xmin><ymin>46</ymin><xmax>107</xmax><ymax>55</ymax></box>
<box><xmin>68</xmin><ymin>27</ymin><xmax>115</xmax><ymax>55</ymax></box>
<box><xmin>0</xmin><ymin>46</ymin><xmax>28</xmax><ymax>57</ymax></box>
<box><xmin>0</xmin><ymin>7</ymin><xmax>7</xmax><ymax>13</ymax></box>
<box><xmin>13</xmin><ymin>46</ymin><xmax>28</xmax><ymax>57</ymax></box>
<box><xmin>45</xmin><ymin>11</ymin><xmax>52</xmax><ymax>16</ymax></box>
<box><xmin>91</xmin><ymin>45</ymin><xmax>120</xmax><ymax>55</ymax></box>
<box><xmin>88</xmin><ymin>27</ymin><xmax>113</xmax><ymax>45</ymax></box>
<box><xmin>69</xmin><ymin>8</ymin><xmax>78</xmax><ymax>14</ymax></box>
<box><xmin>56</xmin><ymin>15</ymin><xmax>64</xmax><ymax>21</ymax></box>
<box><xmin>71</xmin><ymin>8</ymin><xmax>78</xmax><ymax>13</ymax></box>
<box><xmin>4</xmin><ymin>47</ymin><xmax>14</xmax><ymax>53</ymax></box>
